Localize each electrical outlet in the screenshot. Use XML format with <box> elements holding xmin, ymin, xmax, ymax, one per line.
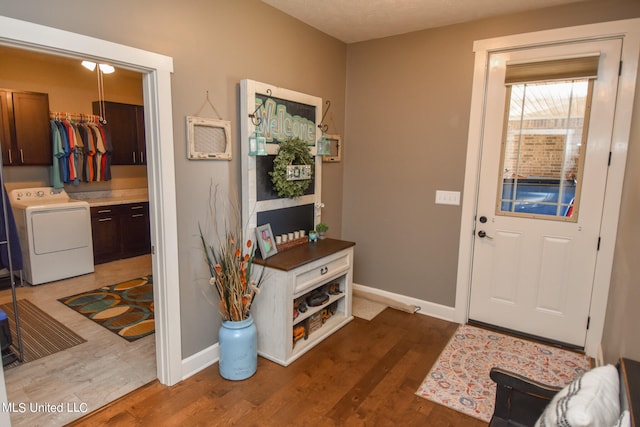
<box><xmin>435</xmin><ymin>190</ymin><xmax>461</xmax><ymax>206</ymax></box>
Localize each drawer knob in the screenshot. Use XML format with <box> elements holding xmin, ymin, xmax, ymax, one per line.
<box><xmin>320</xmin><ymin>266</ymin><xmax>328</xmax><ymax>275</ymax></box>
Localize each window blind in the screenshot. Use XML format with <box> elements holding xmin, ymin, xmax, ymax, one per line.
<box><xmin>505</xmin><ymin>55</ymin><xmax>600</xmax><ymax>84</ymax></box>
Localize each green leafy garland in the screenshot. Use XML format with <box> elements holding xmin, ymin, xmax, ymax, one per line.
<box><xmin>269</xmin><ymin>137</ymin><xmax>313</xmax><ymax>198</ymax></box>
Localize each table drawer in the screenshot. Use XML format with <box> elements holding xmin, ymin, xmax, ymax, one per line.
<box><xmin>294</xmin><ymin>251</ymin><xmax>351</xmax><ymax>294</ymax></box>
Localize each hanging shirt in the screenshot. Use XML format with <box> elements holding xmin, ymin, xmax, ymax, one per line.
<box><xmin>97</xmin><ymin>123</ymin><xmax>112</xmax><ymax>181</ymax></box>
<box><xmin>50</xmin><ymin>120</ymin><xmax>64</xmax><ymax>189</ymax></box>
<box><xmin>71</xmin><ymin>122</ymin><xmax>84</xmax><ymax>184</ymax></box>
<box><xmin>78</xmin><ymin>124</ymin><xmax>95</xmax><ymax>181</ymax></box>
<box><xmin>88</xmin><ymin>123</ymin><xmax>104</xmax><ymax>181</ymax></box>
<box><xmin>62</xmin><ymin>120</ymin><xmax>78</xmax><ymax>184</ymax></box>
<box><xmin>55</xmin><ymin>121</ymin><xmax>70</xmax><ymax>182</ymax></box>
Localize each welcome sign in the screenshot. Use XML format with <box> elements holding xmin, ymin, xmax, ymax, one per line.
<box><xmin>241</xmin><ymin>79</ymin><xmax>323</xmax><ymax>239</ymax></box>
<box><xmin>255</xmin><ymin>93</ymin><xmax>317</xmax><ymax>145</ymax></box>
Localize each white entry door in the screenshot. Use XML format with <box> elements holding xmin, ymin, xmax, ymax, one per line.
<box><xmin>468</xmin><ymin>39</ymin><xmax>622</xmax><ymax>347</ymax></box>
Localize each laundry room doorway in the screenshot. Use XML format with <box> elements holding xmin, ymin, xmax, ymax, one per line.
<box><xmin>0</xmin><ymin>15</ymin><xmax>181</xmax><ymax>427</ymax></box>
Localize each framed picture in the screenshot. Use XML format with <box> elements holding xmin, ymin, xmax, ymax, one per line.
<box><xmin>256</xmin><ymin>223</ymin><xmax>278</xmax><ymax>258</ymax></box>
<box><xmin>186</xmin><ymin>116</ymin><xmax>232</xmax><ymax>160</ymax></box>
<box><xmin>322</xmin><ymin>134</ymin><xmax>342</xmax><ymax>162</ymax></box>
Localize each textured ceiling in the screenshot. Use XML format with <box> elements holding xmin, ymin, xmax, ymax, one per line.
<box><xmin>262</xmin><ymin>0</ymin><xmax>586</xmax><ymax>43</ymax></box>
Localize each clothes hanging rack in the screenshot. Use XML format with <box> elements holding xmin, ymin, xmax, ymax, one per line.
<box><xmin>49</xmin><ymin>111</ymin><xmax>103</xmax><ymax>123</ymax></box>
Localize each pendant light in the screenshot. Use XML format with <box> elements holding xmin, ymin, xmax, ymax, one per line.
<box><xmin>82</xmin><ymin>60</ymin><xmax>115</xmax><ymax>124</ymax></box>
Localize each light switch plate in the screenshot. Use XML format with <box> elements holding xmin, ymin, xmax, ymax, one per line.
<box><xmin>435</xmin><ymin>190</ymin><xmax>461</xmax><ymax>205</ymax></box>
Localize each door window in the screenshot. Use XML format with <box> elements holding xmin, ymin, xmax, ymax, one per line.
<box><xmin>496</xmin><ymin>58</ymin><xmax>597</xmax><ymax>221</ymax></box>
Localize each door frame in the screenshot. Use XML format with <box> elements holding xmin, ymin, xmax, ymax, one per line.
<box><xmin>455</xmin><ymin>18</ymin><xmax>640</xmax><ymax>358</ymax></box>
<box><xmin>0</xmin><ymin>14</ymin><xmax>182</xmax><ymax>393</ymax></box>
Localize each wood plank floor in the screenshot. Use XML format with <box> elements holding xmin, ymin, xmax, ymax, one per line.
<box><xmin>68</xmin><ymin>309</ymin><xmax>489</xmax><ymax>426</ymax></box>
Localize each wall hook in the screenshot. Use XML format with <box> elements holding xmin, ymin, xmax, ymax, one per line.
<box><xmin>318</xmin><ymin>100</ymin><xmax>331</xmax><ymax>133</ymax></box>
<box><xmin>249</xmin><ymin>88</ymin><xmax>272</xmax><ymax>126</ymax></box>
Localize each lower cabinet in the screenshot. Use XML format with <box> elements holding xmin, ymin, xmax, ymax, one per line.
<box><xmin>90</xmin><ymin>202</ymin><xmax>151</xmax><ymax>264</ymax></box>
<box><xmin>251</xmin><ymin>240</ymin><xmax>354</xmax><ymax>366</ymax></box>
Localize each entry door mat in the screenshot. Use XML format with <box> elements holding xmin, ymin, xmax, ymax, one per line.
<box><xmin>415</xmin><ymin>323</ymin><xmax>591</xmax><ymax>422</ymax></box>
<box><xmin>352</xmin><ymin>296</ymin><xmax>386</xmax><ymax>320</ymax></box>
<box><xmin>58</xmin><ymin>276</ymin><xmax>154</xmax><ymax>342</ymax></box>
<box><xmin>1</xmin><ymin>299</ymin><xmax>86</xmax><ymax>368</ymax></box>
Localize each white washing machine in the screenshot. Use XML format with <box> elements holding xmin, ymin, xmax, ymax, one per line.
<box><xmin>9</xmin><ymin>187</ymin><xmax>94</xmax><ymax>285</ymax></box>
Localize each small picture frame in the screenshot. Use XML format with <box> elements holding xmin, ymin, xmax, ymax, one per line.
<box><xmin>256</xmin><ymin>224</ymin><xmax>278</xmax><ymax>258</ymax></box>
<box><xmin>322</xmin><ymin>134</ymin><xmax>342</xmax><ymax>162</ymax></box>
<box><xmin>186</xmin><ymin>116</ymin><xmax>232</xmax><ymax>160</ymax></box>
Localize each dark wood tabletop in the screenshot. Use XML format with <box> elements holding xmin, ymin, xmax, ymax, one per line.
<box><xmin>254</xmin><ymin>238</ymin><xmax>355</xmax><ymax>271</ymax></box>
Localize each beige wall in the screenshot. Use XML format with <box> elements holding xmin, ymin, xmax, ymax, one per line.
<box><xmin>1</xmin><ymin>0</ymin><xmax>638</xmax><ymax>365</ymax></box>
<box><xmin>0</xmin><ymin>0</ymin><xmax>347</xmax><ymax>358</ymax></box>
<box><xmin>0</xmin><ymin>45</ymin><xmax>147</xmax><ymax>192</ymax></box>
<box><xmin>343</xmin><ymin>0</ymin><xmax>640</xmax><ymax>363</ymax></box>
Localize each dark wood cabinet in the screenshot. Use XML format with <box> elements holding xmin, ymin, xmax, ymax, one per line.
<box><xmin>90</xmin><ymin>205</ymin><xmax>122</xmax><ymax>264</ymax></box>
<box><xmin>91</xmin><ymin>202</ymin><xmax>151</xmax><ymax>264</ymax></box>
<box><xmin>0</xmin><ymin>89</ymin><xmax>51</xmax><ymax>166</ymax></box>
<box><xmin>93</xmin><ymin>101</ymin><xmax>146</xmax><ymax>165</ymax></box>
<box><xmin>122</xmin><ymin>203</ymin><xmax>152</xmax><ymax>258</ymax></box>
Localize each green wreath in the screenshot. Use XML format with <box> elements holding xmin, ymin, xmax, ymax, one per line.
<box><xmin>269</xmin><ymin>137</ymin><xmax>313</xmax><ymax>198</ymax></box>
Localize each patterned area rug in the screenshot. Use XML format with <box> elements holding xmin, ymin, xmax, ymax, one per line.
<box><xmin>1</xmin><ymin>299</ymin><xmax>86</xmax><ymax>368</ymax></box>
<box><xmin>58</xmin><ymin>276</ymin><xmax>154</xmax><ymax>342</ymax></box>
<box><xmin>415</xmin><ymin>324</ymin><xmax>591</xmax><ymax>422</ymax></box>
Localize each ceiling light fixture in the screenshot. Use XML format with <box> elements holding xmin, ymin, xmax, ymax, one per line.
<box><xmin>81</xmin><ymin>60</ymin><xmax>96</xmax><ymax>71</ymax></box>
<box><xmin>98</xmin><ymin>64</ymin><xmax>115</xmax><ymax>74</ymax></box>
<box><xmin>81</xmin><ymin>60</ymin><xmax>115</xmax><ymax>74</ymax></box>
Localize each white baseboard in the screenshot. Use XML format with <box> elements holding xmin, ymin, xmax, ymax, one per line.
<box><xmin>181</xmin><ymin>285</ymin><xmax>457</xmax><ymax>378</ymax></box>
<box><xmin>181</xmin><ymin>343</ymin><xmax>219</xmax><ymax>381</ymax></box>
<box><xmin>352</xmin><ymin>283</ymin><xmax>457</xmax><ymax>323</ymax></box>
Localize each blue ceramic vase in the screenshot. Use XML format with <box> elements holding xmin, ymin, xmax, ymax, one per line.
<box><xmin>218</xmin><ymin>315</ymin><xmax>257</xmax><ymax>380</ymax></box>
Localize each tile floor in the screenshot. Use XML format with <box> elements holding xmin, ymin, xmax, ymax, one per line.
<box><xmin>0</xmin><ymin>255</ymin><xmax>156</xmax><ymax>427</ymax></box>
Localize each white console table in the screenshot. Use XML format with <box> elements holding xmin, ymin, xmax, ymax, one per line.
<box><xmin>252</xmin><ymin>239</ymin><xmax>355</xmax><ymax>366</ymax></box>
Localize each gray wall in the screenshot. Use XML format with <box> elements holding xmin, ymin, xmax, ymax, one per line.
<box><xmin>1</xmin><ymin>0</ymin><xmax>638</xmax><ymax>364</ymax></box>
<box><xmin>342</xmin><ymin>0</ymin><xmax>640</xmax><ymax>362</ymax></box>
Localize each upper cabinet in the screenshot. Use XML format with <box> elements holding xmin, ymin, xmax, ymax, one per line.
<box><xmin>0</xmin><ymin>89</ymin><xmax>52</xmax><ymax>166</ymax></box>
<box><xmin>93</xmin><ymin>101</ymin><xmax>146</xmax><ymax>165</ymax></box>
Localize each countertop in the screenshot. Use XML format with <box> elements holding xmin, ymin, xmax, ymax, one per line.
<box><xmin>69</xmin><ymin>188</ymin><xmax>149</xmax><ymax>207</ymax></box>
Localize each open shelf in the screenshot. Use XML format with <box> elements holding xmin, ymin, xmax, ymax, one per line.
<box><xmin>293</xmin><ymin>292</ymin><xmax>343</xmax><ymax>325</ymax></box>
<box><xmin>291</xmin><ymin>313</ymin><xmax>350</xmax><ymax>358</ymax></box>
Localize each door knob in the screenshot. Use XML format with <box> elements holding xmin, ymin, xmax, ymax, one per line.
<box><xmin>478</xmin><ymin>230</ymin><xmax>493</xmax><ymax>239</ymax></box>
